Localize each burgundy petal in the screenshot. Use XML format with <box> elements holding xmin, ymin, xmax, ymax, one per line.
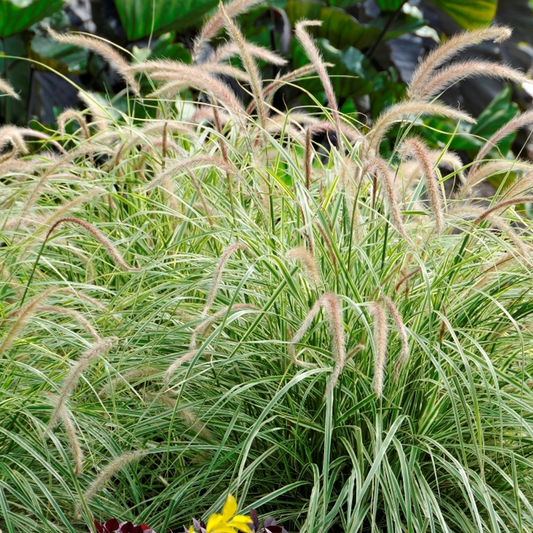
<box><xmin>120</xmin><ymin>522</ymin><xmax>134</xmax><ymax>533</ymax></box>
<box><xmin>94</xmin><ymin>521</ymin><xmax>105</xmax><ymax>533</ymax></box>
<box><xmin>105</xmin><ymin>519</ymin><xmax>120</xmax><ymax>533</ymax></box>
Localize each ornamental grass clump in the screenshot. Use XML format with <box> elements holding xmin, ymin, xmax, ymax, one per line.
<box><xmin>2</xmin><ymin>2</ymin><xmax>533</xmax><ymax>532</ymax></box>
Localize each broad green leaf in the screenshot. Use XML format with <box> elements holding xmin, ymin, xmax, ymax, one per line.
<box><xmin>0</xmin><ymin>0</ymin><xmax>63</xmax><ymax>38</ymax></box>
<box><xmin>286</xmin><ymin>1</ymin><xmax>381</xmax><ymax>50</ymax></box>
<box><xmin>112</xmin><ymin>0</ymin><xmax>219</xmax><ymax>41</ymax></box>
<box><xmin>428</xmin><ymin>0</ymin><xmax>497</xmax><ymax>29</ymax></box>
<box><xmin>376</xmin><ymin>0</ymin><xmax>405</xmax><ymax>11</ymax></box>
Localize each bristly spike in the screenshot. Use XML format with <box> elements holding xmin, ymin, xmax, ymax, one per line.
<box><xmin>294</xmin><ymin>20</ymin><xmax>343</xmax><ymax>153</ymax></box>
<box><xmin>409</xmin><ymin>26</ymin><xmax>512</xmax><ymax>100</ymax></box>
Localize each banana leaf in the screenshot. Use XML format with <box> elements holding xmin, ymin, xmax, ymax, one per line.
<box><xmin>0</xmin><ymin>0</ymin><xmax>63</xmax><ymax>38</ymax></box>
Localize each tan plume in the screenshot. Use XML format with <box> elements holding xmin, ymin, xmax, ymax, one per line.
<box><xmin>48</xmin><ymin>29</ymin><xmax>139</xmax><ymax>94</ymax></box>
<box><xmin>409</xmin><ymin>26</ymin><xmax>512</xmax><ymax>99</ymax></box>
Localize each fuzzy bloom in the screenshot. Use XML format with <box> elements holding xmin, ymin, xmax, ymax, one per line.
<box><xmin>0</xmin><ymin>76</ymin><xmax>19</xmax><ymax>99</ymax></box>
<box><xmin>367</xmin><ymin>101</ymin><xmax>474</xmax><ymax>155</ymax></box>
<box><xmin>415</xmin><ymin>60</ymin><xmax>528</xmax><ymax>102</ymax></box>
<box><xmin>472</xmin><ymin>109</ymin><xmax>533</xmax><ymax>171</ymax></box>
<box><xmin>211</xmin><ymin>41</ymin><xmax>287</xmax><ymax>66</ymax></box>
<box><xmin>0</xmin><ymin>288</ymin><xmax>56</xmax><ymax>354</ymax></box>
<box><xmin>45</xmin><ymin>217</ymin><xmax>139</xmax><ymax>271</ymax></box>
<box><xmin>295</xmin><ymin>21</ymin><xmax>343</xmax><ymax>152</ymax></box>
<box><xmin>57</xmin><ymin>109</ymin><xmax>91</xmax><ymax>139</ymax></box>
<box><xmin>402</xmin><ymin>137</ymin><xmax>444</xmax><ymax>234</ymax></box>
<box><xmin>203</xmin><ymin>243</ymin><xmax>252</xmax><ymax>316</ymax></box>
<box><xmin>47</xmin><ymin>337</ymin><xmax>118</xmax><ymax>431</ymax></box>
<box><xmin>289</xmin><ymin>292</ymin><xmax>346</xmax><ymax>395</ymax></box>
<box><xmin>286</xmin><ymin>247</ymin><xmax>321</xmax><ymax>286</ymax></box>
<box><xmin>221</xmin><ymin>3</ymin><xmax>267</xmax><ymax>129</ymax></box>
<box><xmin>366</xmin><ymin>157</ymin><xmax>411</xmax><ymax>242</ymax></box>
<box><xmin>194</xmin><ymin>0</ymin><xmax>265</xmax><ymax>55</ymax></box>
<box><xmin>382</xmin><ymin>297</ymin><xmax>409</xmax><ymax>380</ymax></box>
<box><xmin>76</xmin><ymin>450</ymin><xmax>145</xmax><ymax>518</ymax></box>
<box><xmin>48</xmin><ymin>29</ymin><xmax>140</xmax><ymax>94</ymax></box>
<box><xmin>409</xmin><ymin>26</ymin><xmax>512</xmax><ymax>99</ymax></box>
<box><xmin>474</xmin><ymin>196</ymin><xmax>533</xmax><ymax>224</ymax></box>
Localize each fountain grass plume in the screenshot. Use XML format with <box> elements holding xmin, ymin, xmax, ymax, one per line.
<box><xmin>76</xmin><ymin>450</ymin><xmax>145</xmax><ymax>519</ymax></box>
<box><xmin>145</xmin><ymin>393</ymin><xmax>213</xmax><ymax>441</ymax></box>
<box><xmin>203</xmin><ymin>243</ymin><xmax>252</xmax><ymax>317</ymax></box>
<box><xmin>289</xmin><ymin>292</ymin><xmax>345</xmax><ymax>382</ymax></box>
<box><xmin>382</xmin><ymin>297</ymin><xmax>409</xmax><ymax>380</ymax></box>
<box><xmin>57</xmin><ymin>109</ymin><xmax>91</xmax><ymax>139</ymax></box>
<box><xmin>247</xmin><ymin>63</ymin><xmax>331</xmax><ymax>113</ymax></box>
<box><xmin>0</xmin><ymin>75</ymin><xmax>19</xmax><ymax>99</ymax></box>
<box><xmin>286</xmin><ymin>247</ymin><xmax>321</xmax><ymax>287</ymax></box>
<box><xmin>415</xmin><ymin>60</ymin><xmax>528</xmax><ymax>102</ymax></box>
<box><xmin>32</xmin><ymin>305</ymin><xmax>101</xmax><ymax>341</ymax></box>
<box><xmin>48</xmin><ymin>29</ymin><xmax>140</xmax><ymax>95</ymax></box>
<box><xmin>402</xmin><ymin>137</ymin><xmax>444</xmax><ymax>234</ymax></box>
<box><xmin>193</xmin><ymin>0</ymin><xmax>265</xmax><ymax>57</ymax></box>
<box><xmin>408</xmin><ymin>26</ymin><xmax>512</xmax><ymax>100</ymax></box>
<box><xmin>220</xmin><ymin>2</ymin><xmax>267</xmax><ymax>130</ymax></box>
<box><xmin>211</xmin><ymin>41</ymin><xmax>287</xmax><ymax>66</ymax></box>
<box><xmin>366</xmin><ymin>157</ymin><xmax>411</xmax><ymax>242</ymax></box>
<box><xmin>295</xmin><ymin>21</ymin><xmax>343</xmax><ymax>151</ymax></box>
<box><xmin>367</xmin><ymin>101</ymin><xmax>474</xmax><ymax>155</ymax></box>
<box><xmin>305</xmin><ymin>128</ymin><xmax>312</xmax><ymax>189</ymax></box>
<box><xmin>460</xmin><ymin>160</ymin><xmax>532</xmax><ymax>197</ymax></box>
<box><xmin>77</xmin><ymin>92</ymin><xmax>110</xmax><ymax>132</ymax></box>
<box><xmin>474</xmin><ymin>196</ymin><xmax>533</xmax><ymax>224</ymax></box>
<box><xmin>472</xmin><ymin>109</ymin><xmax>533</xmax><ymax>172</ymax></box>
<box><xmin>0</xmin><ymin>287</ymin><xmax>56</xmax><ymax>354</ymax></box>
<box><xmin>45</xmin><ymin>217</ymin><xmax>140</xmax><ymax>271</ymax></box>
<box><xmin>46</xmin><ymin>337</ymin><xmax>118</xmax><ymax>433</ymax></box>
<box><xmin>59</xmin><ymin>405</ymin><xmax>84</xmax><ymax>476</ymax></box>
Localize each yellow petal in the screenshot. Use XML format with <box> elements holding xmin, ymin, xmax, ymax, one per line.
<box><xmin>189</xmin><ymin>527</ymin><xmax>195</xmax><ymax>533</ymax></box>
<box><xmin>227</xmin><ymin>517</ymin><xmax>252</xmax><ymax>529</ymax></box>
<box><xmin>222</xmin><ymin>494</ymin><xmax>238</xmax><ymax>521</ymax></box>
<box><xmin>206</xmin><ymin>513</ymin><xmax>225</xmax><ymax>533</ymax></box>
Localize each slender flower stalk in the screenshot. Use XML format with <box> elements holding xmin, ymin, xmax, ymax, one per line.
<box><xmin>221</xmin><ymin>3</ymin><xmax>267</xmax><ymax>130</ymax></box>
<box><xmin>295</xmin><ymin>21</ymin><xmax>343</xmax><ymax>152</ymax></box>
<box><xmin>370</xmin><ymin>300</ymin><xmax>388</xmax><ymax>398</ymax></box>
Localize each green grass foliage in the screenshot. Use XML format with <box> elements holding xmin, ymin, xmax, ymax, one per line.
<box><xmin>1</xmin><ymin>5</ymin><xmax>533</xmax><ymax>532</ymax></box>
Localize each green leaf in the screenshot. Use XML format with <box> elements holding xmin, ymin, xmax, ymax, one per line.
<box><xmin>428</xmin><ymin>0</ymin><xmax>497</xmax><ymax>29</ymax></box>
<box><xmin>286</xmin><ymin>1</ymin><xmax>381</xmax><ymax>49</ymax></box>
<box><xmin>470</xmin><ymin>86</ymin><xmax>519</xmax><ymax>138</ymax></box>
<box><xmin>376</xmin><ymin>0</ymin><xmax>405</xmax><ymax>11</ymax></box>
<box><xmin>0</xmin><ymin>0</ymin><xmax>63</xmax><ymax>38</ymax></box>
<box><xmin>112</xmin><ymin>0</ymin><xmax>219</xmax><ymax>41</ymax></box>
<box><xmin>292</xmin><ymin>39</ymin><xmax>373</xmax><ymax>100</ymax></box>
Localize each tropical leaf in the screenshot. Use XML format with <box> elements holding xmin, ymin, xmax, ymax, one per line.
<box><xmin>286</xmin><ymin>1</ymin><xmax>381</xmax><ymax>50</ymax></box>
<box><xmin>112</xmin><ymin>0</ymin><xmax>219</xmax><ymax>41</ymax></box>
<box><xmin>0</xmin><ymin>0</ymin><xmax>63</xmax><ymax>38</ymax></box>
<box><xmin>429</xmin><ymin>0</ymin><xmax>497</xmax><ymax>29</ymax></box>
<box><xmin>376</xmin><ymin>0</ymin><xmax>405</xmax><ymax>11</ymax></box>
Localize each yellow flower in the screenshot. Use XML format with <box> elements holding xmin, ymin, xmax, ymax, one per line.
<box><xmin>205</xmin><ymin>494</ymin><xmax>252</xmax><ymax>533</ymax></box>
